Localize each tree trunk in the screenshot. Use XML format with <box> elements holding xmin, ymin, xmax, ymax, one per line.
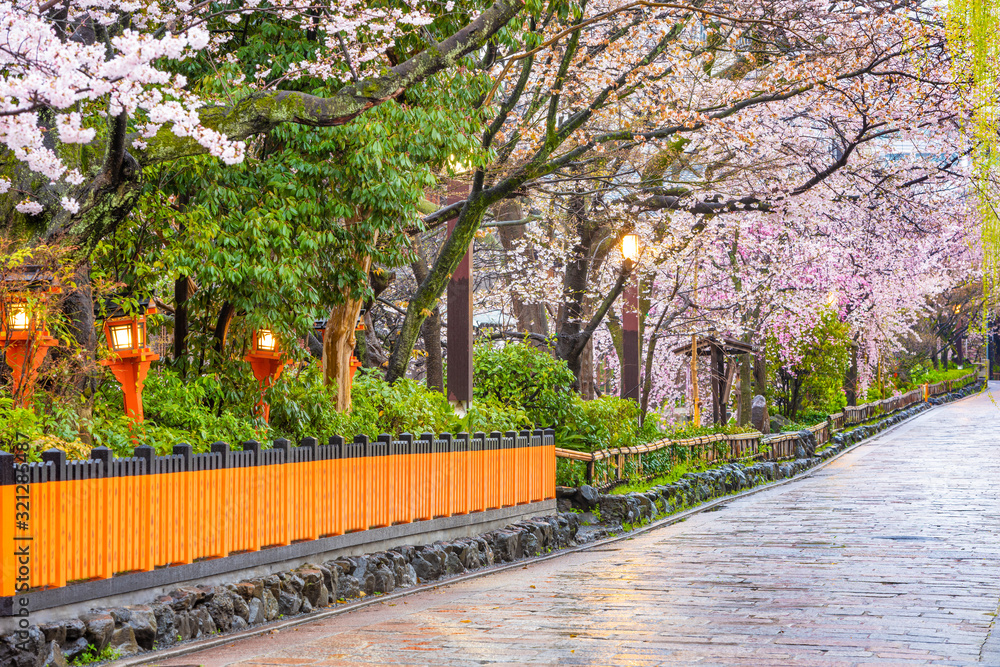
<box><xmin>639</xmin><ymin>327</ymin><xmax>658</xmax><ymax>420</ymax></box>
<box><xmin>956</xmin><ymin>336</ymin><xmax>965</xmax><ymax>366</ymax></box>
<box><xmin>710</xmin><ymin>344</ymin><xmax>721</xmax><ymax>424</ymax></box>
<box><xmin>360</xmin><ymin>310</ymin><xmax>389</xmax><ymax>369</ymax></box>
<box><xmin>579</xmin><ymin>336</ymin><xmax>595</xmax><ymax>400</ymax></box>
<box><xmin>420</xmin><ymin>307</ymin><xmax>444</xmax><ymax>392</ymax></box>
<box><xmin>385</xmin><ymin>198</ymin><xmax>488</xmax><ymax>384</ymax></box>
<box><xmin>59</xmin><ymin>264</ymin><xmax>99</xmax><ymax>430</ymax></box>
<box><xmin>173</xmin><ymin>275</ymin><xmax>189</xmax><ymax>367</ymax></box>
<box><xmin>497</xmin><ymin>200</ymin><xmax>548</xmax><ymax>339</ymax></box>
<box><xmin>931</xmin><ymin>345</ymin><xmax>938</xmax><ymax>369</ymax></box>
<box><xmin>323</xmin><ymin>246</ymin><xmax>373</xmax><ymax>411</ymax></box>
<box><xmin>578</xmin><ymin>299</ymin><xmax>595</xmax><ymax>400</ymax></box>
<box><xmin>753</xmin><ymin>348</ymin><xmax>766</xmax><ymax>397</ymax></box>
<box><xmin>212</xmin><ymin>301</ymin><xmax>235</xmax><ymax>355</ymax></box>
<box><xmin>941</xmin><ymin>343</ymin><xmax>949</xmax><ymax>370</ymax></box>
<box><xmin>323</xmin><ymin>298</ymin><xmax>365</xmax><ymax>412</ymax></box>
<box><xmin>411</xmin><ymin>238</ymin><xmax>444</xmax><ymax>392</ymax></box>
<box><xmin>790</xmin><ymin>377</ymin><xmax>803</xmax><ymax>420</ymax></box>
<box><xmin>846</xmin><ymin>341</ymin><xmax>858</xmax><ymax>406</ymax></box>
<box><xmin>738</xmin><ymin>352</ymin><xmax>752</xmax><ymax>425</ymax></box>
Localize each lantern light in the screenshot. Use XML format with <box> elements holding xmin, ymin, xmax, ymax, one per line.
<box><xmin>245</xmin><ymin>327</ymin><xmax>285</xmax><ymax>423</ymax></box>
<box><xmin>5</xmin><ymin>301</ymin><xmax>29</xmax><ymax>331</ymax></box>
<box><xmin>257</xmin><ymin>329</ymin><xmax>277</xmax><ymax>352</ymax></box>
<box><xmin>102</xmin><ymin>299</ymin><xmax>152</xmax><ymax>355</ymax></box>
<box><xmin>622</xmin><ymin>234</ymin><xmax>640</xmax><ymax>262</ymax></box>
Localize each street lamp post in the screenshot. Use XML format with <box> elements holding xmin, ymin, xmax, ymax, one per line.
<box><xmin>621</xmin><ymin>234</ymin><xmax>641</xmax><ymax>402</ymax></box>
<box><xmin>100</xmin><ymin>299</ymin><xmax>159</xmax><ymax>422</ymax></box>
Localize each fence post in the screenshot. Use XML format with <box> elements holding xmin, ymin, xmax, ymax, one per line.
<box><xmin>42</xmin><ymin>448</ymin><xmax>66</xmax><ymax>481</ymax></box>
<box><xmin>241</xmin><ymin>440</ymin><xmax>261</xmax><ymax>463</ymax></box>
<box><xmin>271</xmin><ymin>439</ymin><xmax>291</xmax><ymax>544</ymax></box>
<box><xmin>398</xmin><ymin>433</ymin><xmax>414</xmax><ymax>522</ymax></box>
<box><xmin>352</xmin><ymin>435</ymin><xmax>370</xmax><ymax>529</ymax></box>
<box><xmin>299</xmin><ymin>437</ymin><xmax>318</xmax><ymax>458</ymax></box>
<box><xmin>0</xmin><ymin>451</ymin><xmax>14</xmax><ymax>596</ymax></box>
<box><xmin>273</xmin><ymin>438</ymin><xmax>291</xmax><ymax>458</ymax></box>
<box><xmin>173</xmin><ymin>443</ymin><xmax>192</xmax><ymax>470</ymax></box>
<box><xmin>240</xmin><ymin>441</ymin><xmax>261</xmax><ymax>550</ymax></box>
<box><xmin>134</xmin><ymin>445</ymin><xmax>154</xmax><ymax>473</ymax></box>
<box><xmin>0</xmin><ymin>451</ymin><xmax>13</xmax><ymax>485</ymax></box>
<box><xmin>90</xmin><ymin>447</ymin><xmax>113</xmax><ymax>477</ymax></box>
<box><xmin>210</xmin><ymin>442</ymin><xmax>231</xmax><ymax>468</ymax></box>
<box><xmin>208</xmin><ymin>442</ymin><xmax>231</xmax><ymax>558</ymax></box>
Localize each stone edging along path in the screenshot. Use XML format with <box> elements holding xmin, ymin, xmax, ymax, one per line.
<box><xmin>4</xmin><ymin>381</ymin><xmax>984</xmax><ymax>667</ymax></box>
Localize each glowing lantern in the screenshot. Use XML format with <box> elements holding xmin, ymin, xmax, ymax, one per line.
<box><xmin>622</xmin><ymin>234</ymin><xmax>640</xmax><ymax>262</ymax></box>
<box><xmin>1</xmin><ymin>267</ymin><xmax>60</xmax><ymax>407</ymax></box>
<box><xmin>100</xmin><ymin>299</ymin><xmax>159</xmax><ymax>422</ymax></box>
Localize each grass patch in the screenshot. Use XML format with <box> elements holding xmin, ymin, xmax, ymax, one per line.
<box><xmin>611</xmin><ymin>461</ymin><xmax>703</xmax><ymax>495</ymax></box>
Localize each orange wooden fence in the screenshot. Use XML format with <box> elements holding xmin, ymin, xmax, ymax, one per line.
<box><xmin>0</xmin><ymin>430</ymin><xmax>555</xmax><ymax>597</ymax></box>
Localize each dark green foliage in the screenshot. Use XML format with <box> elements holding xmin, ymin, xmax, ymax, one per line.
<box><xmin>472</xmin><ymin>342</ymin><xmax>577</xmax><ymax>427</ymax></box>
<box><xmin>94</xmin><ymin>15</ymin><xmax>490</xmax><ymax>380</ymax></box>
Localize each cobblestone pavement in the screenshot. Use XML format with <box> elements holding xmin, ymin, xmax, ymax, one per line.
<box><xmin>155</xmin><ymin>385</ymin><xmax>1000</xmax><ymax>667</ymax></box>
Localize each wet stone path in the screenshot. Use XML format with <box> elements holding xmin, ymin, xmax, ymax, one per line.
<box><xmin>155</xmin><ymin>385</ymin><xmax>1000</xmax><ymax>666</ymax></box>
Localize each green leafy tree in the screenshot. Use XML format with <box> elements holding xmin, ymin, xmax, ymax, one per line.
<box><xmin>768</xmin><ymin>312</ymin><xmax>850</xmax><ymax>420</ymax></box>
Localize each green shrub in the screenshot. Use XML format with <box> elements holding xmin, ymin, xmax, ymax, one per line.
<box><xmin>472</xmin><ymin>341</ymin><xmax>576</xmax><ymax>427</ymax></box>
<box><xmin>84</xmin><ymin>368</ymin><xmax>267</xmax><ymax>456</ymax></box>
<box><xmin>69</xmin><ymin>643</ymin><xmax>121</xmax><ymax>666</ymax></box>
<box><xmin>464</xmin><ymin>397</ymin><xmax>532</xmax><ymax>434</ymax></box>
<box><xmin>0</xmin><ymin>397</ymin><xmax>38</xmax><ymax>446</ymax></box>
<box><xmin>556</xmin><ymin>457</ymin><xmax>587</xmax><ymax>487</ymax></box>
<box><xmin>557</xmin><ymin>395</ymin><xmax>644</xmax><ymax>452</ymax></box>
<box><xmin>268</xmin><ymin>366</ymin><xmax>532</xmax><ymax>442</ymax></box>
<box><xmin>768</xmin><ymin>311</ymin><xmax>851</xmax><ymax>418</ymax></box>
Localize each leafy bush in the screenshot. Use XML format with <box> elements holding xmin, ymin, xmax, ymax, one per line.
<box><xmin>557</xmin><ymin>395</ymin><xmax>649</xmax><ymax>452</ymax></box>
<box><xmin>69</xmin><ymin>643</ymin><xmax>121</xmax><ymax>666</ymax></box>
<box><xmin>0</xmin><ymin>397</ymin><xmax>38</xmax><ymax>446</ymax></box>
<box><xmin>464</xmin><ymin>397</ymin><xmax>532</xmax><ymax>434</ymax></box>
<box><xmin>556</xmin><ymin>457</ymin><xmax>587</xmax><ymax>488</ymax></box>
<box><xmin>82</xmin><ymin>369</ymin><xmax>267</xmax><ymax>456</ymax></box>
<box><xmin>472</xmin><ymin>341</ymin><xmax>576</xmax><ymax>427</ymax></box>
<box><xmin>905</xmin><ymin>363</ymin><xmax>975</xmax><ymax>389</ymax></box>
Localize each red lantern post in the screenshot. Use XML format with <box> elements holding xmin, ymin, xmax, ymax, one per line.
<box><xmin>100</xmin><ymin>302</ymin><xmax>159</xmax><ymax>422</ymax></box>
<box><xmin>0</xmin><ymin>296</ymin><xmax>59</xmax><ymax>408</ymax></box>
<box><xmin>244</xmin><ymin>329</ymin><xmax>284</xmax><ymax>423</ymax></box>
<box><xmin>1</xmin><ymin>269</ymin><xmax>60</xmax><ymax>407</ymax></box>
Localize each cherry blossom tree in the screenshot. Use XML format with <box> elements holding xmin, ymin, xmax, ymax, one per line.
<box><xmin>384</xmin><ymin>0</ymin><xmax>975</xmax><ymax>385</ymax></box>
<box><xmin>0</xmin><ymin>0</ymin><xmax>525</xmax><ymax>242</ymax></box>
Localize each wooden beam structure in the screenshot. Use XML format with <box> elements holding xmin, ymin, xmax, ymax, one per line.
<box><xmin>672</xmin><ymin>335</ymin><xmax>754</xmax><ymax>425</ymax></box>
